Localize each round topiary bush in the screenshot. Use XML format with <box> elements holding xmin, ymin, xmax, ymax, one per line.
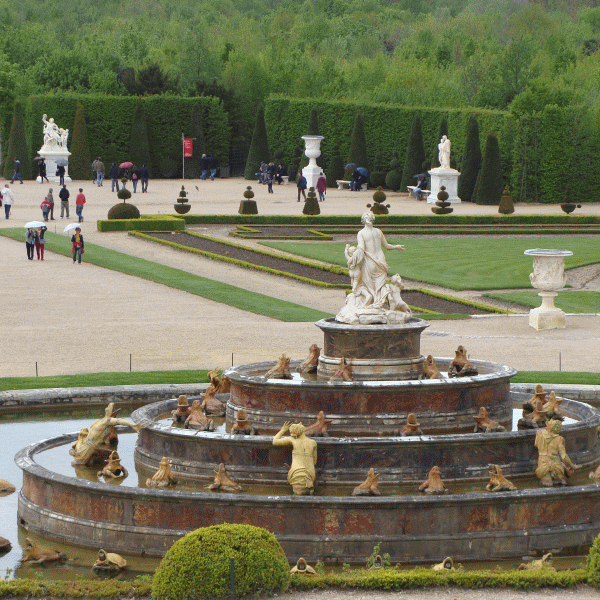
<box><xmin>152</xmin><ymin>524</ymin><xmax>290</xmax><ymax>600</ymax></box>
<box><xmin>117</xmin><ymin>188</ymin><xmax>132</xmax><ymax>202</ymax></box>
<box><xmin>107</xmin><ymin>203</ymin><xmax>141</xmax><ymax>219</ymax></box>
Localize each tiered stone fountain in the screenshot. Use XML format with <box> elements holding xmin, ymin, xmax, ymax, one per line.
<box><xmin>16</xmin><ymin>216</ymin><xmax>600</xmax><ymax>564</ymax></box>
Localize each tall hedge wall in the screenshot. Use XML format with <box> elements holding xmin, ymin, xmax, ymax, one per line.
<box><xmin>264</xmin><ymin>96</ymin><xmax>515</xmax><ymax>190</ymax></box>
<box><xmin>22</xmin><ymin>93</ymin><xmax>230</xmax><ymax>179</ymax></box>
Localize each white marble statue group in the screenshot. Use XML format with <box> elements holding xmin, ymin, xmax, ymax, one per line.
<box><xmin>336</xmin><ymin>212</ymin><xmax>411</xmax><ymax>325</ymax></box>
<box><xmin>41</xmin><ymin>114</ymin><xmax>69</xmax><ymax>151</ymax></box>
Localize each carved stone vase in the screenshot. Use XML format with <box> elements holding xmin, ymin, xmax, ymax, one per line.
<box><xmin>524</xmin><ymin>249</ymin><xmax>573</xmax><ymax>330</ymax></box>
<box><xmin>301</xmin><ymin>135</ymin><xmax>324</xmax><ymax>190</ymax></box>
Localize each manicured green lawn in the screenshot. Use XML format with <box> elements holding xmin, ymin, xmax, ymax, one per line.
<box><xmin>263</xmin><ymin>238</ymin><xmax>600</xmax><ymax>291</ymax></box>
<box><xmin>0</xmin><ymin>229</ymin><xmax>332</xmax><ymax>322</ymax></box>
<box><xmin>484</xmin><ymin>291</ymin><xmax>600</xmax><ymax>313</ymax></box>
<box><xmin>2</xmin><ymin>369</ymin><xmax>598</xmax><ymax>391</ymax></box>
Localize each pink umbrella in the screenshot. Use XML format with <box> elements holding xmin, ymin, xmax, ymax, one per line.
<box><xmin>119</xmin><ymin>161</ymin><xmax>133</xmax><ymax>169</ymax></box>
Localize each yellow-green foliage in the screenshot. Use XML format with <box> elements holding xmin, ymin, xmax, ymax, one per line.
<box><xmin>587</xmin><ymin>531</ymin><xmax>600</xmax><ymax>586</ymax></box>
<box><xmin>151</xmin><ymin>524</ymin><xmax>290</xmax><ymax>600</ymax></box>
<box><xmin>0</xmin><ymin>578</ymin><xmax>152</xmax><ymax>598</ymax></box>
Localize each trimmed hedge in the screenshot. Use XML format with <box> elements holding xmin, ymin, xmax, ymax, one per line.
<box><xmin>152</xmin><ymin>524</ymin><xmax>290</xmax><ymax>600</ymax></box>
<box><xmin>22</xmin><ymin>94</ymin><xmax>229</xmax><ymax>179</ymax></box>
<box><xmin>97</xmin><ymin>218</ymin><xmax>185</xmax><ymax>232</ymax></box>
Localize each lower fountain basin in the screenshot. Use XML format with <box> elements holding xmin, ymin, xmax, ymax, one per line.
<box><xmin>15</xmin><ymin>424</ymin><xmax>600</xmax><ymax>563</ymax></box>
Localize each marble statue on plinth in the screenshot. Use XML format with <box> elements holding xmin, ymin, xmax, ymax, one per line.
<box><xmin>38</xmin><ymin>114</ymin><xmax>72</xmax><ymax>183</ymax></box>
<box><xmin>336</xmin><ymin>212</ymin><xmax>410</xmax><ymax>325</ymax></box>
<box><xmin>428</xmin><ymin>135</ymin><xmax>461</xmax><ymax>203</ymax></box>
<box><xmin>438</xmin><ymin>135</ymin><xmax>451</xmax><ymax>170</ymax></box>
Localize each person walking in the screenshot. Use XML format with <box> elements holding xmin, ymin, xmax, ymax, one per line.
<box><xmin>1</xmin><ymin>184</ymin><xmax>14</xmax><ymax>219</ymax></box>
<box><xmin>297</xmin><ymin>170</ymin><xmax>307</xmax><ymax>202</ymax></box>
<box><xmin>140</xmin><ymin>164</ymin><xmax>149</xmax><ymax>193</ymax></box>
<box><xmin>71</xmin><ymin>227</ymin><xmax>84</xmax><ymax>264</ymax></box>
<box><xmin>40</xmin><ymin>196</ymin><xmax>51</xmax><ymax>221</ymax></box>
<box><xmin>316</xmin><ymin>172</ymin><xmax>327</xmax><ymax>202</ymax></box>
<box><xmin>200</xmin><ymin>154</ymin><xmax>209</xmax><ymax>180</ymax></box>
<box><xmin>92</xmin><ymin>157</ymin><xmax>98</xmax><ymax>184</ymax></box>
<box><xmin>10</xmin><ymin>158</ymin><xmax>23</xmax><ymax>184</ymax></box>
<box><xmin>109</xmin><ymin>162</ymin><xmax>120</xmax><ymax>192</ymax></box>
<box><xmin>56</xmin><ymin>164</ymin><xmax>66</xmax><ymax>186</ymax></box>
<box><xmin>209</xmin><ymin>154</ymin><xmax>219</xmax><ymax>180</ymax></box>
<box><xmin>34</xmin><ymin>226</ymin><xmax>47</xmax><ymax>260</ymax></box>
<box><xmin>131</xmin><ymin>165</ymin><xmax>140</xmax><ymax>193</ymax></box>
<box><xmin>59</xmin><ymin>184</ymin><xmax>70</xmax><ymax>218</ymax></box>
<box><xmin>38</xmin><ymin>158</ymin><xmax>49</xmax><ymax>184</ymax></box>
<box><xmin>75</xmin><ymin>188</ymin><xmax>86</xmax><ymax>223</ymax></box>
<box><xmin>25</xmin><ymin>228</ymin><xmax>35</xmax><ymax>260</ymax></box>
<box><xmin>96</xmin><ymin>158</ymin><xmax>105</xmax><ymax>187</ymax></box>
<box><xmin>46</xmin><ymin>188</ymin><xmax>55</xmax><ymax>220</ymax></box>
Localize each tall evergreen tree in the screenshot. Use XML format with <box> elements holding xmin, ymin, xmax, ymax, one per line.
<box><xmin>472</xmin><ymin>133</ymin><xmax>503</xmax><ymax>205</ymax></box>
<box><xmin>346</xmin><ymin>113</ymin><xmax>368</xmax><ymax>178</ymax></box>
<box><xmin>184</xmin><ymin>104</ymin><xmax>205</xmax><ymax>179</ymax></box>
<box><xmin>3</xmin><ymin>101</ymin><xmax>30</xmax><ymax>180</ymax></box>
<box><xmin>244</xmin><ymin>106</ymin><xmax>269</xmax><ymax>180</ymax></box>
<box><xmin>431</xmin><ymin>116</ymin><xmax>448</xmax><ymax>169</ymax></box>
<box><xmin>69</xmin><ymin>102</ymin><xmax>91</xmax><ymax>180</ymax></box>
<box><xmin>326</xmin><ymin>144</ymin><xmax>344</xmax><ymax>187</ymax></box>
<box><xmin>129</xmin><ymin>102</ymin><xmax>153</xmax><ymax>176</ymax></box>
<box><xmin>457</xmin><ymin>115</ymin><xmax>482</xmax><ymax>203</ymax></box>
<box><xmin>400</xmin><ymin>116</ymin><xmax>426</xmax><ymax>190</ymax></box>
<box><xmin>307</xmin><ymin>107</ymin><xmax>319</xmax><ymax>135</ymax></box>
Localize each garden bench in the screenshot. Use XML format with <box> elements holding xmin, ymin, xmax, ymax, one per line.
<box><xmin>407</xmin><ymin>185</ymin><xmax>431</xmax><ymax>200</ymax></box>
<box><xmin>336</xmin><ymin>180</ymin><xmax>367</xmax><ymax>191</ymax></box>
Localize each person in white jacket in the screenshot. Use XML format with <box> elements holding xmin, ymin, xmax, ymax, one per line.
<box><xmin>1</xmin><ymin>184</ymin><xmax>14</xmax><ymax>219</ymax></box>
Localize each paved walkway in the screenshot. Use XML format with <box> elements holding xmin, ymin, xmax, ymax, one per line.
<box><xmin>1</xmin><ymin>177</ymin><xmax>599</xmax><ymax>377</ymax></box>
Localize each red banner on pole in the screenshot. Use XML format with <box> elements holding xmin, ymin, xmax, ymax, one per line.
<box><xmin>183</xmin><ymin>138</ymin><xmax>193</xmax><ymax>158</ymax></box>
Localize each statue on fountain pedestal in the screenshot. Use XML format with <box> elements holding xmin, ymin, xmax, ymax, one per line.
<box><xmin>273</xmin><ymin>422</ymin><xmax>317</xmax><ymax>495</ymax></box>
<box><xmin>336</xmin><ymin>212</ymin><xmax>409</xmax><ymax>325</ymax></box>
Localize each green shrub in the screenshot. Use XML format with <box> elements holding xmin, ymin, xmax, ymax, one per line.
<box><xmin>151</xmin><ymin>524</ymin><xmax>290</xmax><ymax>600</ymax></box>
<box><xmin>326</xmin><ymin>145</ymin><xmax>344</xmax><ymax>187</ymax></box>
<box><xmin>69</xmin><ymin>102</ymin><xmax>91</xmax><ymax>180</ymax></box>
<box><xmin>303</xmin><ymin>187</ymin><xmax>320</xmax><ymax>215</ymax></box>
<box><xmin>3</xmin><ymin>101</ymin><xmax>31</xmax><ymax>180</ymax></box>
<box><xmin>498</xmin><ymin>185</ymin><xmax>514</xmax><ymax>214</ymax></box>
<box><xmin>117</xmin><ymin>188</ymin><xmax>132</xmax><ymax>201</ymax></box>
<box><xmin>345</xmin><ymin>112</ymin><xmax>369</xmax><ymax>178</ymax></box>
<box><xmin>244</xmin><ymin>106</ymin><xmax>269</xmax><ymax>180</ymax></box>
<box><xmin>97</xmin><ymin>217</ymin><xmax>183</xmax><ymax>232</ymax></box>
<box><xmin>401</xmin><ymin>115</ymin><xmax>426</xmax><ymax>190</ymax></box>
<box><xmin>385</xmin><ymin>152</ymin><xmax>402</xmax><ymax>191</ymax></box>
<box><xmin>457</xmin><ymin>114</ymin><xmax>482</xmax><ymax>203</ymax></box>
<box><xmin>473</xmin><ymin>133</ymin><xmax>503</xmax><ymax>205</ymax></box>
<box><xmin>107</xmin><ymin>202</ymin><xmax>140</xmax><ymax>220</ymax></box>
<box><xmin>587</xmin><ymin>531</ymin><xmax>600</xmax><ymax>586</ymax></box>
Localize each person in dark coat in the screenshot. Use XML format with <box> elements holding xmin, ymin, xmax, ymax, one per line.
<box><xmin>297</xmin><ymin>170</ymin><xmax>307</xmax><ymax>202</ymax></box>
<box><xmin>59</xmin><ymin>184</ymin><xmax>70</xmax><ymax>218</ymax></box>
<box><xmin>200</xmin><ymin>154</ymin><xmax>209</xmax><ymax>180</ymax></box>
<box><xmin>56</xmin><ymin>164</ymin><xmax>66</xmax><ymax>186</ymax></box>
<box><xmin>39</xmin><ymin>159</ymin><xmax>49</xmax><ymax>184</ymax></box>
<box><xmin>275</xmin><ymin>163</ymin><xmax>287</xmax><ymax>184</ymax></box>
<box><xmin>139</xmin><ymin>164</ymin><xmax>149</xmax><ymax>192</ymax></box>
<box><xmin>109</xmin><ymin>162</ymin><xmax>120</xmax><ymax>192</ymax></box>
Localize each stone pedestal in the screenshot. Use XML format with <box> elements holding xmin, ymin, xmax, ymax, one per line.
<box><xmin>37</xmin><ymin>150</ymin><xmax>72</xmax><ymax>184</ymax></box>
<box><xmin>428</xmin><ymin>167</ymin><xmax>460</xmax><ymax>203</ymax></box>
<box><xmin>524</xmin><ymin>249</ymin><xmax>573</xmax><ymax>331</ymax></box>
<box><xmin>316</xmin><ymin>317</ymin><xmax>429</xmax><ymax>381</ymax></box>
<box><xmin>301</xmin><ymin>135</ymin><xmax>324</xmax><ymax>190</ymax></box>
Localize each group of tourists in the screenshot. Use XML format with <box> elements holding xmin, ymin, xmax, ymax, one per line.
<box><xmin>200</xmin><ymin>154</ymin><xmax>220</xmax><ymax>180</ymax></box>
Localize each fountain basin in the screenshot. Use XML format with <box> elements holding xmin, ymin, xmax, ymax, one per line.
<box><xmin>226</xmin><ymin>358</ymin><xmax>517</xmax><ymax>435</ymax></box>
<box><xmin>15</xmin><ymin>419</ymin><xmax>600</xmax><ymax>563</ymax></box>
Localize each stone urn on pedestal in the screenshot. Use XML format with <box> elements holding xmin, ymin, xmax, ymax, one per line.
<box><xmin>301</xmin><ymin>135</ymin><xmax>324</xmax><ymax>190</ymax></box>
<box><xmin>524</xmin><ymin>249</ymin><xmax>573</xmax><ymax>330</ymax></box>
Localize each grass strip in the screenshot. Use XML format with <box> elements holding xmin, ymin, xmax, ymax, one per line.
<box><xmin>1</xmin><ymin>369</ymin><xmax>598</xmax><ymax>392</ymax></box>
<box><xmin>484</xmin><ymin>291</ymin><xmax>600</xmax><ymax>314</ymax></box>
<box><xmin>263</xmin><ymin>238</ymin><xmax>600</xmax><ymax>291</ymax></box>
<box><xmin>0</xmin><ymin>370</ymin><xmax>211</xmax><ymax>391</ymax></box>
<box><xmin>0</xmin><ymin>229</ymin><xmax>332</xmax><ymax>323</ymax></box>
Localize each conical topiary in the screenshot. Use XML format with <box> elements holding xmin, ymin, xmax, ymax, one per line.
<box><xmin>326</xmin><ymin>145</ymin><xmax>344</xmax><ymax>188</ymax></box>
<box><xmin>472</xmin><ymin>133</ymin><xmax>503</xmax><ymax>205</ymax></box>
<box><xmin>367</xmin><ymin>187</ymin><xmax>390</xmax><ymax>214</ymax></box>
<box><xmin>307</xmin><ymin>107</ymin><xmax>319</xmax><ymax>135</ymax></box>
<box><xmin>400</xmin><ymin>116</ymin><xmax>426</xmax><ymax>191</ymax></box>
<box><xmin>457</xmin><ymin>115</ymin><xmax>482</xmax><ymax>203</ymax></box>
<box><xmin>3</xmin><ymin>101</ymin><xmax>31</xmax><ymax>180</ymax></box>
<box><xmin>344</xmin><ymin>113</ymin><xmax>368</xmax><ymax>179</ymax></box>
<box><xmin>239</xmin><ymin>186</ymin><xmax>258</xmax><ymax>214</ymax></box>
<box><xmin>129</xmin><ymin>102</ymin><xmax>153</xmax><ymax>177</ymax></box>
<box><xmin>385</xmin><ymin>152</ymin><xmax>402</xmax><ymax>191</ymax></box>
<box><xmin>498</xmin><ymin>185</ymin><xmax>515</xmax><ymax>214</ymax></box>
<box><xmin>69</xmin><ymin>102</ymin><xmax>91</xmax><ymax>180</ymax></box>
<box><xmin>174</xmin><ymin>185</ymin><xmax>191</xmax><ymax>214</ymax></box>
<box><xmin>303</xmin><ymin>187</ymin><xmax>320</xmax><ymax>215</ymax></box>
<box><xmin>431</xmin><ymin>185</ymin><xmax>453</xmax><ymax>215</ymax></box>
<box><xmin>244</xmin><ymin>106</ymin><xmax>269</xmax><ymax>180</ymax></box>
